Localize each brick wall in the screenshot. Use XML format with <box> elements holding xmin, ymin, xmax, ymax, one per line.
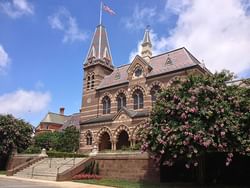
<box><xmin>95</xmin><ymin>153</ymin><xmax>159</xmax><ymax>182</ymax></box>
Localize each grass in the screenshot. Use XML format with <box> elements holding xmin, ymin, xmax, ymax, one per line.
<box><xmin>74</xmin><ymin>179</ymin><xmax>248</xmax><ymax>188</ymax></box>
<box><xmin>0</xmin><ymin>171</ymin><xmax>6</xmax><ymax>175</ymax></box>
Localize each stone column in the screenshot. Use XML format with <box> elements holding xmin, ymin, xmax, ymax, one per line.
<box><xmin>112</xmin><ymin>141</ymin><xmax>117</xmax><ymax>151</ymax></box>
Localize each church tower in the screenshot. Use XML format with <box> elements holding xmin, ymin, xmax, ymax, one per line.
<box><xmin>81</xmin><ymin>24</ymin><xmax>114</xmax><ymax>121</ymax></box>
<box><xmin>141</xmin><ymin>26</ymin><xmax>152</xmax><ymax>63</ymax></box>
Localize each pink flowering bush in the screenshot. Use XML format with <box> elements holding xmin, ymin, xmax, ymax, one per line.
<box><xmin>139</xmin><ymin>71</ymin><xmax>250</xmax><ymax>168</ymax></box>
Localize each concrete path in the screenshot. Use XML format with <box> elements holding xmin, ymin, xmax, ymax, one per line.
<box><xmin>0</xmin><ymin>175</ymin><xmax>114</xmax><ymax>188</ymax></box>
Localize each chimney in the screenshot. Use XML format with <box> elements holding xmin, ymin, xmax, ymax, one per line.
<box><xmin>59</xmin><ymin>107</ymin><xmax>65</xmax><ymax>115</ymax></box>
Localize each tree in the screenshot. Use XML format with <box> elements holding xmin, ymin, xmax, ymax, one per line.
<box><xmin>140</xmin><ymin>71</ymin><xmax>250</xmax><ymax>169</ymax></box>
<box><xmin>57</xmin><ymin>126</ymin><xmax>79</xmax><ymax>152</ymax></box>
<box><xmin>34</xmin><ymin>131</ymin><xmax>61</xmax><ymax>150</ymax></box>
<box><xmin>0</xmin><ymin>114</ymin><xmax>33</xmax><ymax>169</ymax></box>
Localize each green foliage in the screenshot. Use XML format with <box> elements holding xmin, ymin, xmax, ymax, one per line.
<box><xmin>57</xmin><ymin>126</ymin><xmax>80</xmax><ymax>152</ymax></box>
<box><xmin>47</xmin><ymin>151</ymin><xmax>86</xmax><ymax>158</ymax></box>
<box><xmin>33</xmin><ymin>126</ymin><xmax>79</xmax><ymax>152</ymax></box>
<box><xmin>0</xmin><ymin>114</ymin><xmax>33</xmax><ymax>155</ymax></box>
<box><xmin>140</xmin><ymin>71</ymin><xmax>250</xmax><ymax>168</ymax></box>
<box><xmin>83</xmin><ymin>161</ymin><xmax>100</xmax><ymax>175</ymax></box>
<box><xmin>34</xmin><ymin>131</ymin><xmax>60</xmax><ymax>150</ymax></box>
<box><xmin>23</xmin><ymin>145</ymin><xmax>41</xmax><ymax>154</ymax></box>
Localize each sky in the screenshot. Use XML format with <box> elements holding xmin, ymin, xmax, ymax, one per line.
<box><xmin>0</xmin><ymin>0</ymin><xmax>250</xmax><ymax>127</ymax></box>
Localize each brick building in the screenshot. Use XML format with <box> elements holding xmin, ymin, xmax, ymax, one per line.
<box><xmin>79</xmin><ymin>24</ymin><xmax>210</xmax><ymax>152</ymax></box>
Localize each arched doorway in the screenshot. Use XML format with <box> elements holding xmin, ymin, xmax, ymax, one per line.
<box><xmin>116</xmin><ymin>130</ymin><xmax>130</xmax><ymax>150</ymax></box>
<box><xmin>99</xmin><ymin>132</ymin><xmax>111</xmax><ymax>151</ymax></box>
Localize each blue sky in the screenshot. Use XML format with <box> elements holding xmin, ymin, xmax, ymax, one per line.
<box><xmin>0</xmin><ymin>0</ymin><xmax>250</xmax><ymax>126</ymax></box>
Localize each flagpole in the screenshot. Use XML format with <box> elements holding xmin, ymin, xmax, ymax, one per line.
<box><xmin>99</xmin><ymin>1</ymin><xmax>103</xmax><ymax>25</ymax></box>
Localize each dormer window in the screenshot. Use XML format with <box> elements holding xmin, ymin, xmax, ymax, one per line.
<box><xmin>134</xmin><ymin>67</ymin><xmax>143</xmax><ymax>77</ymax></box>
<box><xmin>115</xmin><ymin>72</ymin><xmax>120</xmax><ymax>80</ymax></box>
<box><xmin>165</xmin><ymin>57</ymin><xmax>173</xmax><ymax>65</ymax></box>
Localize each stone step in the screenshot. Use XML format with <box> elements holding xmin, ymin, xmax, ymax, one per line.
<box><xmin>13</xmin><ymin>157</ymin><xmax>86</xmax><ymax>181</ymax></box>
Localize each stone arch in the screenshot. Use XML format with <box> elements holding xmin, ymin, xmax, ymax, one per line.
<box><xmin>97</xmin><ymin>127</ymin><xmax>113</xmax><ymax>151</ymax></box>
<box><xmin>130</xmin><ymin>85</ymin><xmax>146</xmax><ymax>96</ymax></box>
<box><xmin>149</xmin><ymin>81</ymin><xmax>164</xmax><ymax>91</ymax></box>
<box><xmin>114</xmin><ymin>89</ymin><xmax>128</xmax><ymax>99</ymax></box>
<box><xmin>97</xmin><ymin>126</ymin><xmax>113</xmax><ymax>142</ymax></box>
<box><xmin>132</xmin><ymin>122</ymin><xmax>145</xmax><ymax>141</ymax></box>
<box><xmin>100</xmin><ymin>92</ymin><xmax>113</xmax><ymax>103</ymax></box>
<box><xmin>114</xmin><ymin>125</ymin><xmax>131</xmax><ymax>150</ymax></box>
<box><xmin>114</xmin><ymin>125</ymin><xmax>131</xmax><ymax>141</ymax></box>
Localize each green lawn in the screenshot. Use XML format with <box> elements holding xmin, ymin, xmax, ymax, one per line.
<box><xmin>0</xmin><ymin>171</ymin><xmax>6</xmax><ymax>175</ymax></box>
<box><xmin>75</xmin><ymin>179</ymin><xmax>248</xmax><ymax>188</ymax></box>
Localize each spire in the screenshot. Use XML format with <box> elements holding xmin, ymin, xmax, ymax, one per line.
<box><xmin>85</xmin><ymin>25</ymin><xmax>113</xmax><ymax>68</ymax></box>
<box><xmin>141</xmin><ymin>25</ymin><xmax>152</xmax><ymax>63</ymax></box>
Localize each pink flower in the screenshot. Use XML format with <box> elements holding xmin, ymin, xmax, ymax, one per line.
<box><xmin>194</xmin><ymin>162</ymin><xmax>198</xmax><ymax>167</ymax></box>
<box><xmin>185</xmin><ymin>164</ymin><xmax>190</xmax><ymax>169</ymax></box>
<box><xmin>220</xmin><ymin>131</ymin><xmax>226</xmax><ymax>137</ymax></box>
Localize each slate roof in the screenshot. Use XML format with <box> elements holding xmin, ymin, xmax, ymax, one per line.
<box><xmin>81</xmin><ymin>107</ymin><xmax>148</xmax><ymax>125</ymax></box>
<box><xmin>60</xmin><ymin>113</ymin><xmax>81</xmax><ymax>130</ymax></box>
<box><xmin>85</xmin><ymin>25</ymin><xmax>113</xmax><ymax>67</ymax></box>
<box><xmin>97</xmin><ymin>47</ymin><xmax>205</xmax><ymax>90</ymax></box>
<box><xmin>40</xmin><ymin>112</ymin><xmax>69</xmax><ymax>125</ymax></box>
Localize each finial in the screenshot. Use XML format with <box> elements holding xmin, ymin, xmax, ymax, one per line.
<box><xmin>146</xmin><ymin>25</ymin><xmax>150</xmax><ymax>31</ymax></box>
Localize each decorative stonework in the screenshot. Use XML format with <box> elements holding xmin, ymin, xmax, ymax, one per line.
<box><xmin>149</xmin><ymin>81</ymin><xmax>164</xmax><ymax>91</ymax></box>
<box><xmin>130</xmin><ymin>85</ymin><xmax>146</xmax><ymax>96</ymax></box>
<box><xmin>97</xmin><ymin>126</ymin><xmax>113</xmax><ymax>142</ymax></box>
<box><xmin>114</xmin><ymin>89</ymin><xmax>128</xmax><ymax>100</ymax></box>
<box><xmin>100</xmin><ymin>92</ymin><xmax>113</xmax><ymax>103</ymax></box>
<box><xmin>114</xmin><ymin>124</ymin><xmax>131</xmax><ymax>141</ymax></box>
<box><xmin>132</xmin><ymin>122</ymin><xmax>146</xmax><ymax>140</ymax></box>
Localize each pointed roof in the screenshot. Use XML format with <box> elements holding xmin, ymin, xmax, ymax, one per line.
<box><xmin>142</xmin><ymin>26</ymin><xmax>152</xmax><ymax>47</ymax></box>
<box><xmin>85</xmin><ymin>25</ymin><xmax>113</xmax><ymax>67</ymax></box>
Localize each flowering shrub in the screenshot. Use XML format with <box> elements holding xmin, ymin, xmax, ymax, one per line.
<box><xmin>139</xmin><ymin>71</ymin><xmax>250</xmax><ymax>168</ymax></box>
<box><xmin>72</xmin><ymin>173</ymin><xmax>102</xmax><ymax>180</ymax></box>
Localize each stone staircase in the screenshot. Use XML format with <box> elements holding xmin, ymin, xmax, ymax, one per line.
<box><xmin>14</xmin><ymin>157</ymin><xmax>85</xmax><ymax>181</ymax></box>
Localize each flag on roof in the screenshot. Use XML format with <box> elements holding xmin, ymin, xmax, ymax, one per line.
<box><xmin>103</xmin><ymin>4</ymin><xmax>116</xmax><ymax>15</ymax></box>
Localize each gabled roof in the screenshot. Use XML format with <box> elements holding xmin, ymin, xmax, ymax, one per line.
<box><xmin>80</xmin><ymin>107</ymin><xmax>148</xmax><ymax>125</ymax></box>
<box><xmin>85</xmin><ymin>25</ymin><xmax>113</xmax><ymax>67</ymax></box>
<box><xmin>40</xmin><ymin>112</ymin><xmax>69</xmax><ymax>125</ymax></box>
<box><xmin>97</xmin><ymin>47</ymin><xmax>206</xmax><ymax>90</ymax></box>
<box><xmin>60</xmin><ymin>113</ymin><xmax>81</xmax><ymax>130</ymax></box>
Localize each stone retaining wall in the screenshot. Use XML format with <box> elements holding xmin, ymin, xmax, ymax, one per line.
<box><xmin>95</xmin><ymin>152</ymin><xmax>159</xmax><ymax>182</ymax></box>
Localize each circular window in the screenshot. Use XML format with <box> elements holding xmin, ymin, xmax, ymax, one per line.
<box><xmin>134</xmin><ymin>67</ymin><xmax>142</xmax><ymax>77</ymax></box>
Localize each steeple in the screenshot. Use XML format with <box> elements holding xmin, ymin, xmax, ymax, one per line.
<box><xmin>141</xmin><ymin>26</ymin><xmax>152</xmax><ymax>63</ymax></box>
<box><xmin>85</xmin><ymin>25</ymin><xmax>113</xmax><ymax>70</ymax></box>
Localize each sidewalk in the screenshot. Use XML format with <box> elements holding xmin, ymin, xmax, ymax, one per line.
<box><xmin>0</xmin><ymin>175</ymin><xmax>114</xmax><ymax>188</ymax></box>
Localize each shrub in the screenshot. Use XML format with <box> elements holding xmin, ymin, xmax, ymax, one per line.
<box><xmin>47</xmin><ymin>151</ymin><xmax>86</xmax><ymax>158</ymax></box>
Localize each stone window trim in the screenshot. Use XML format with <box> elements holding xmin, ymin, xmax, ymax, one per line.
<box><xmin>85</xmin><ymin>130</ymin><xmax>93</xmax><ymax>145</ymax></box>
<box><xmin>132</xmin><ymin>89</ymin><xmax>144</xmax><ymax>110</ymax></box>
<box><xmin>102</xmin><ymin>96</ymin><xmax>111</xmax><ymax>114</ymax></box>
<box><xmin>150</xmin><ymin>85</ymin><xmax>162</xmax><ymax>105</ymax></box>
<box><xmin>86</xmin><ymin>72</ymin><xmax>95</xmax><ymax>90</ymax></box>
<box><xmin>116</xmin><ymin>93</ymin><xmax>127</xmax><ymax>111</ymax></box>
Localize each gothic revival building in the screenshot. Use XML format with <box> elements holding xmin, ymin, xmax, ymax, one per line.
<box><xmin>79</xmin><ymin>24</ymin><xmax>209</xmax><ymax>152</ymax></box>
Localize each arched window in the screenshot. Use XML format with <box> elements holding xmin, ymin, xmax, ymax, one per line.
<box><xmin>91</xmin><ymin>75</ymin><xmax>95</xmax><ymax>89</ymax></box>
<box><xmin>87</xmin><ymin>76</ymin><xmax>90</xmax><ymax>90</ymax></box>
<box><xmin>133</xmin><ymin>89</ymin><xmax>144</xmax><ymax>110</ymax></box>
<box><xmin>102</xmin><ymin>96</ymin><xmax>111</xmax><ymax>114</ymax></box>
<box><xmin>150</xmin><ymin>85</ymin><xmax>161</xmax><ymax>105</ymax></box>
<box><xmin>86</xmin><ymin>132</ymin><xmax>92</xmax><ymax>145</ymax></box>
<box><xmin>117</xmin><ymin>93</ymin><xmax>126</xmax><ymax>111</ymax></box>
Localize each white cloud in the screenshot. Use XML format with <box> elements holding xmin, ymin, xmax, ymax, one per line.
<box><xmin>124</xmin><ymin>5</ymin><xmax>157</xmax><ymax>30</ymax></box>
<box><xmin>0</xmin><ymin>0</ymin><xmax>34</xmax><ymax>18</ymax></box>
<box><xmin>0</xmin><ymin>89</ymin><xmax>51</xmax><ymax>117</ymax></box>
<box><xmin>129</xmin><ymin>0</ymin><xmax>250</xmax><ymax>75</ymax></box>
<box><xmin>0</xmin><ymin>45</ymin><xmax>10</xmax><ymax>73</ymax></box>
<box><xmin>48</xmin><ymin>7</ymin><xmax>88</xmax><ymax>43</ymax></box>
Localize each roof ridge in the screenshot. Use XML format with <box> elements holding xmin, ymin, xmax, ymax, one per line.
<box><xmin>151</xmin><ymin>47</ymin><xmax>185</xmax><ymax>59</ymax></box>
<box><xmin>47</xmin><ymin>112</ymin><xmax>70</xmax><ymax>117</ymax></box>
